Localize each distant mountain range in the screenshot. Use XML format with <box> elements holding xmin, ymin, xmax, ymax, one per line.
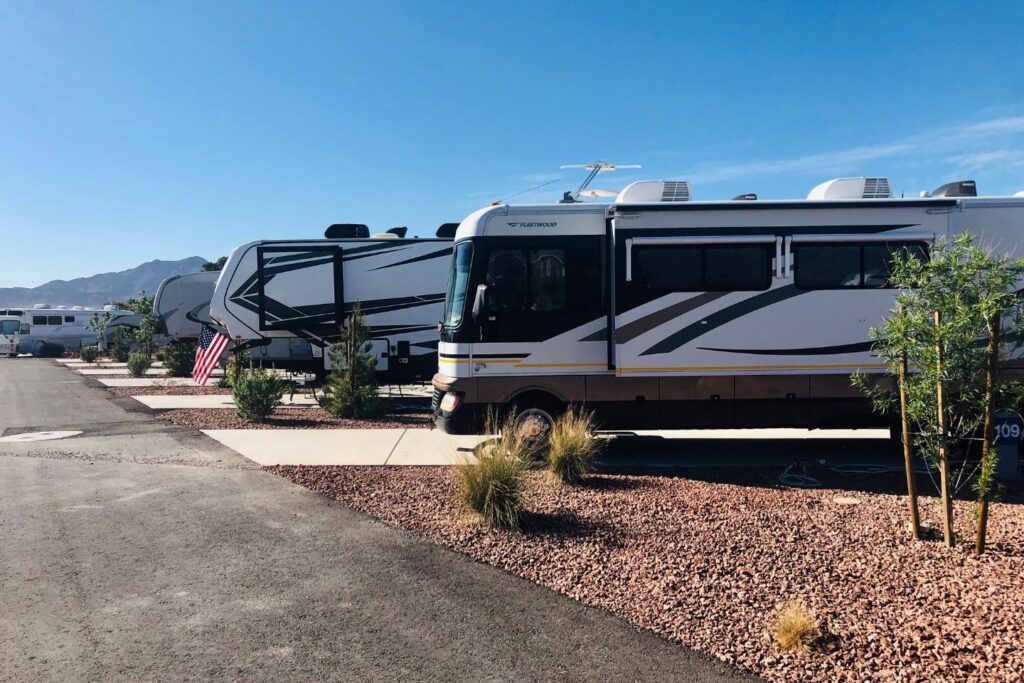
<box><xmin>0</xmin><ymin>257</ymin><xmax>210</xmax><ymax>307</ymax></box>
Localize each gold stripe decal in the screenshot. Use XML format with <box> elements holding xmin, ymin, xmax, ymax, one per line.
<box><xmin>619</xmin><ymin>362</ymin><xmax>888</xmax><ymax>372</ymax></box>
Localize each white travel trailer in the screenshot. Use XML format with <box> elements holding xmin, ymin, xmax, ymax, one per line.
<box><xmin>154</xmin><ymin>271</ymin><xmax>220</xmax><ymax>340</ymax></box>
<box><xmin>432</xmin><ymin>178</ymin><xmax>1024</xmax><ymax>434</ymax></box>
<box><xmin>209</xmin><ymin>225</ymin><xmax>455</xmax><ymax>380</ymax></box>
<box><xmin>0</xmin><ymin>304</ymin><xmax>138</xmax><ymax>355</ymax></box>
<box><xmin>155</xmin><ymin>270</ymin><xmax>310</xmax><ymax>367</ymax></box>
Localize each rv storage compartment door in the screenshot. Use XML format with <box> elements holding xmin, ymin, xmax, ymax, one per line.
<box><xmin>256</xmin><ymin>246</ymin><xmax>344</xmax><ymax>335</ymax></box>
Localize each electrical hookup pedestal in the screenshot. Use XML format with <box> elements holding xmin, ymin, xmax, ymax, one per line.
<box><xmin>994</xmin><ymin>410</ymin><xmax>1023</xmax><ymax>481</ymax></box>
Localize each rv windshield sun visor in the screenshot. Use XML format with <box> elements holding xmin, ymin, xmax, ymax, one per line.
<box><xmin>324</xmin><ymin>223</ymin><xmax>370</xmax><ymax>239</ymax></box>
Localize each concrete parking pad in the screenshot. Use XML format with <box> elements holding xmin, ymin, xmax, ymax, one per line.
<box><xmin>132</xmin><ymin>394</ymin><xmax>319</xmax><ymax>410</ymax></box>
<box><xmin>97</xmin><ymin>377</ymin><xmax>205</xmax><ymax>387</ymax></box>
<box><xmin>202</xmin><ymin>428</ymin><xmax>488</xmax><ymax>466</ymax></box>
<box><xmin>77</xmin><ymin>367</ymin><xmax>222</xmax><ymax>376</ymax></box>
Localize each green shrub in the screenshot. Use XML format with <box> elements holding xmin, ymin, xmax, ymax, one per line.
<box><xmin>109</xmin><ymin>326</ymin><xmax>133</xmax><ymax>362</ymax></box>
<box><xmin>37</xmin><ymin>341</ymin><xmax>65</xmax><ymax>358</ymax></box>
<box><xmin>79</xmin><ymin>346</ymin><xmax>99</xmax><ymax>363</ymax></box>
<box><xmin>162</xmin><ymin>341</ymin><xmax>197</xmax><ymax>377</ymax></box>
<box><xmin>321</xmin><ymin>305</ymin><xmax>383</xmax><ymax>418</ymax></box>
<box><xmin>127</xmin><ymin>352</ymin><xmax>152</xmax><ymax>377</ymax></box>
<box><xmin>456</xmin><ymin>410</ymin><xmax>529</xmax><ymax>529</ymax></box>
<box><xmin>233</xmin><ymin>364</ymin><xmax>286</xmax><ymax>422</ymax></box>
<box><xmin>219</xmin><ymin>351</ymin><xmax>249</xmax><ymax>388</ymax></box>
<box><xmin>546</xmin><ymin>408</ymin><xmax>602</xmax><ymax>484</ymax></box>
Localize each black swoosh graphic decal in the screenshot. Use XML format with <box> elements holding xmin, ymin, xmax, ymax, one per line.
<box><xmin>640</xmin><ymin>285</ymin><xmax>805</xmax><ymax>356</ymax></box>
<box><xmin>371</xmin><ymin>246</ymin><xmax>453</xmax><ymax>271</ymax></box>
<box><xmin>697</xmin><ymin>341</ymin><xmax>875</xmax><ymax>356</ymax></box>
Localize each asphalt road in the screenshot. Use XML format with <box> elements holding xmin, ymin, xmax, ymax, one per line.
<box><xmin>0</xmin><ymin>359</ymin><xmax>755</xmax><ymax>682</ymax></box>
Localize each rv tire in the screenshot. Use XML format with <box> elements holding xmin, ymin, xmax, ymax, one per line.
<box><xmin>509</xmin><ymin>392</ymin><xmax>563</xmax><ymax>453</ymax></box>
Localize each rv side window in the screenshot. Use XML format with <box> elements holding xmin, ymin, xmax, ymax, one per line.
<box><xmin>33</xmin><ymin>316</ymin><xmax>47</xmax><ymax>325</ymax></box>
<box><xmin>48</xmin><ymin>316</ymin><xmax>62</xmax><ymax>325</ymax></box>
<box><xmin>635</xmin><ymin>246</ymin><xmax>702</xmax><ymax>290</ymax></box>
<box><xmin>486</xmin><ymin>250</ymin><xmax>528</xmax><ymax>311</ymax></box>
<box><xmin>796</xmin><ymin>242</ymin><xmax>929</xmax><ymax>290</ymax></box>
<box><xmin>529</xmin><ymin>249</ymin><xmax>566</xmax><ymax>311</ymax></box>
<box><xmin>64</xmin><ymin>315</ymin><xmax>75</xmax><ymax>323</ymax></box>
<box><xmin>634</xmin><ymin>244</ymin><xmax>771</xmax><ymax>291</ymax></box>
<box><xmin>704</xmin><ymin>246</ymin><xmax>772</xmax><ymax>290</ymax></box>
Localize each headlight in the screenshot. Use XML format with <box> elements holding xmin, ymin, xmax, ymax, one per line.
<box><xmin>439</xmin><ymin>392</ymin><xmax>463</xmax><ymax>412</ymax></box>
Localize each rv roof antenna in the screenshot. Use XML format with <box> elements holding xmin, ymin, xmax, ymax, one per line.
<box><xmin>559</xmin><ymin>161</ymin><xmax>641</xmax><ymax>202</ymax></box>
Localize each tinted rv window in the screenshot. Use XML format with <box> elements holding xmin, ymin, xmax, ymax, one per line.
<box><xmin>796</xmin><ymin>242</ymin><xmax>929</xmax><ymax>290</ymax></box>
<box><xmin>33</xmin><ymin>316</ymin><xmax>47</xmax><ymax>325</ymax></box>
<box><xmin>796</xmin><ymin>245</ymin><xmax>862</xmax><ymax>288</ymax></box>
<box><xmin>443</xmin><ymin>242</ymin><xmax>473</xmax><ymax>328</ymax></box>
<box><xmin>635</xmin><ymin>246</ymin><xmax>701</xmax><ymax>290</ymax></box>
<box><xmin>64</xmin><ymin>315</ymin><xmax>75</xmax><ymax>323</ymax></box>
<box><xmin>48</xmin><ymin>316</ymin><xmax>62</xmax><ymax>325</ymax></box>
<box><xmin>0</xmin><ymin>320</ymin><xmax>18</xmax><ymax>334</ymax></box>
<box><xmin>529</xmin><ymin>249</ymin><xmax>566</xmax><ymax>311</ymax></box>
<box><xmin>486</xmin><ymin>250</ymin><xmax>528</xmax><ymax>311</ymax></box>
<box><xmin>704</xmin><ymin>246</ymin><xmax>772</xmax><ymax>290</ymax></box>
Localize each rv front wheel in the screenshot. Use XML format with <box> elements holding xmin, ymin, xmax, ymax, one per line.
<box><xmin>510</xmin><ymin>394</ymin><xmax>563</xmax><ymax>454</ymax></box>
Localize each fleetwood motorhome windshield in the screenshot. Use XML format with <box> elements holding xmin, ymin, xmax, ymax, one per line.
<box><xmin>432</xmin><ymin>177</ymin><xmax>1024</xmax><ymax>434</ymax></box>
<box><xmin>209</xmin><ymin>224</ymin><xmax>455</xmax><ymax>380</ymax></box>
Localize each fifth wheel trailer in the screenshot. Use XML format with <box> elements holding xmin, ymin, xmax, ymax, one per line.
<box><xmin>431</xmin><ymin>177</ymin><xmax>1024</xmax><ymax>434</ymax></box>
<box><xmin>209</xmin><ymin>226</ymin><xmax>454</xmax><ymax>380</ymax></box>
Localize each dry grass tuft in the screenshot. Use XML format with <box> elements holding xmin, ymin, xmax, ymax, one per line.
<box><xmin>455</xmin><ymin>409</ymin><xmax>529</xmax><ymax>529</ymax></box>
<box><xmin>770</xmin><ymin>602</ymin><xmax>820</xmax><ymax>653</ymax></box>
<box><xmin>546</xmin><ymin>407</ymin><xmax>602</xmax><ymax>485</ymax></box>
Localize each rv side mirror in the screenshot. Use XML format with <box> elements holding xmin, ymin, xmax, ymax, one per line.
<box><xmin>471</xmin><ymin>284</ymin><xmax>488</xmax><ymax>323</ymax></box>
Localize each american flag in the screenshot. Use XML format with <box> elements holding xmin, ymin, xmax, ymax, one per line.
<box><xmin>192</xmin><ymin>325</ymin><xmax>229</xmax><ymax>386</ymax></box>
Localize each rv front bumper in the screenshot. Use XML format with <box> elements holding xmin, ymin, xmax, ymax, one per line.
<box><xmin>431</xmin><ymin>372</ymin><xmax>480</xmax><ymax>434</ymax></box>
<box><xmin>0</xmin><ymin>339</ymin><xmax>15</xmax><ymax>355</ymax></box>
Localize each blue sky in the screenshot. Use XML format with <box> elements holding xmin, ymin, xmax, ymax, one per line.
<box><xmin>2</xmin><ymin>0</ymin><xmax>1023</xmax><ymax>287</ymax></box>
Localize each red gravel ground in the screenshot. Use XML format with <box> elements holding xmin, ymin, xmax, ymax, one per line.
<box><xmin>268</xmin><ymin>465</ymin><xmax>1024</xmax><ymax>682</ymax></box>
<box><xmin>161</xmin><ymin>407</ymin><xmax>432</xmax><ymax>430</ymax></box>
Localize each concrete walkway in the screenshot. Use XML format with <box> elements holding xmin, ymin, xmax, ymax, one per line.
<box><xmin>134</xmin><ymin>394</ymin><xmax>319</xmax><ymax>409</ymax></box>
<box><xmin>77</xmin><ymin>367</ymin><xmax>217</xmax><ymax>376</ymax></box>
<box><xmin>97</xmin><ymin>377</ymin><xmax>207</xmax><ymax>387</ymax></box>
<box><xmin>202</xmin><ymin>428</ymin><xmax>486</xmax><ymax>466</ymax></box>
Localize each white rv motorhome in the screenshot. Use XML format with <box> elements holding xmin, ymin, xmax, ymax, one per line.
<box><xmin>0</xmin><ymin>305</ymin><xmax>138</xmax><ymax>355</ymax></box>
<box><xmin>432</xmin><ymin>178</ymin><xmax>1024</xmax><ymax>434</ymax></box>
<box><xmin>209</xmin><ymin>224</ymin><xmax>455</xmax><ymax>380</ymax></box>
<box><xmin>0</xmin><ymin>314</ymin><xmax>20</xmax><ymax>356</ymax></box>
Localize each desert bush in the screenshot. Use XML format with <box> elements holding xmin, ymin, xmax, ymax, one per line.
<box><xmin>456</xmin><ymin>410</ymin><xmax>530</xmax><ymax>529</ymax></box>
<box><xmin>109</xmin><ymin>326</ymin><xmax>133</xmax><ymax>362</ymax></box>
<box><xmin>233</xmin><ymin>364</ymin><xmax>286</xmax><ymax>422</ymax></box>
<box><xmin>127</xmin><ymin>352</ymin><xmax>151</xmax><ymax>377</ymax></box>
<box><xmin>79</xmin><ymin>346</ymin><xmax>99</xmax><ymax>363</ymax></box>
<box><xmin>770</xmin><ymin>602</ymin><xmax>820</xmax><ymax>653</ymax></box>
<box><xmin>36</xmin><ymin>341</ymin><xmax>65</xmax><ymax>357</ymax></box>
<box><xmin>546</xmin><ymin>407</ymin><xmax>601</xmax><ymax>484</ymax></box>
<box><xmin>162</xmin><ymin>340</ymin><xmax>197</xmax><ymax>377</ymax></box>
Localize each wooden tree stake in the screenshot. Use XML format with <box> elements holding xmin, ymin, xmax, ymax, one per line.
<box><xmin>897</xmin><ymin>304</ymin><xmax>922</xmax><ymax>540</ymax></box>
<box><xmin>935</xmin><ymin>310</ymin><xmax>956</xmax><ymax>548</ymax></box>
<box><xmin>976</xmin><ymin>312</ymin><xmax>1000</xmax><ymax>556</ymax></box>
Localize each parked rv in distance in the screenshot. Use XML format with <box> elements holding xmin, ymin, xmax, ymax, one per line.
<box><xmin>432</xmin><ymin>177</ymin><xmax>1024</xmax><ymax>436</ymax></box>
<box><xmin>209</xmin><ymin>223</ymin><xmax>456</xmax><ymax>380</ymax></box>
<box><xmin>0</xmin><ymin>305</ymin><xmax>138</xmax><ymax>355</ymax></box>
<box><xmin>0</xmin><ymin>314</ymin><xmax>19</xmax><ymax>356</ymax></box>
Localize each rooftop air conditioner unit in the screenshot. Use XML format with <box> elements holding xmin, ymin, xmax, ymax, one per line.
<box><xmin>616</xmin><ymin>180</ymin><xmax>691</xmax><ymax>204</ymax></box>
<box><xmin>33</xmin><ymin>303</ymin><xmax>50</xmax><ymax>309</ymax></box>
<box><xmin>807</xmin><ymin>177</ymin><xmax>892</xmax><ymax>200</ymax></box>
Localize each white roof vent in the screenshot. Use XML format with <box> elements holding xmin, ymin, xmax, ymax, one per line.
<box><xmin>1014</xmin><ymin>190</ymin><xmax>1024</xmax><ymax>198</ymax></box>
<box><xmin>71</xmin><ymin>306</ymin><xmax>84</xmax><ymax>310</ymax></box>
<box><xmin>103</xmin><ymin>304</ymin><xmax>118</xmax><ymax>311</ymax></box>
<box><xmin>33</xmin><ymin>303</ymin><xmax>50</xmax><ymax>309</ymax></box>
<box><xmin>616</xmin><ymin>180</ymin><xmax>691</xmax><ymax>204</ymax></box>
<box><xmin>807</xmin><ymin>177</ymin><xmax>892</xmax><ymax>200</ymax></box>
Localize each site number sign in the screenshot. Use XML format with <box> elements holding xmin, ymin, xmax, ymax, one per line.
<box><xmin>994</xmin><ymin>411</ymin><xmax>1024</xmax><ymax>446</ymax></box>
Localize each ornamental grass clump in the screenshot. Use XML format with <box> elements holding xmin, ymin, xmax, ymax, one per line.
<box><xmin>126</xmin><ymin>352</ymin><xmax>151</xmax><ymax>377</ymax></box>
<box><xmin>456</xmin><ymin>410</ymin><xmax>529</xmax><ymax>529</ymax></box>
<box><xmin>546</xmin><ymin>407</ymin><xmax>602</xmax><ymax>485</ymax></box>
<box><xmin>770</xmin><ymin>602</ymin><xmax>820</xmax><ymax>653</ymax></box>
<box><xmin>232</xmin><ymin>364</ymin><xmax>286</xmax><ymax>422</ymax></box>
